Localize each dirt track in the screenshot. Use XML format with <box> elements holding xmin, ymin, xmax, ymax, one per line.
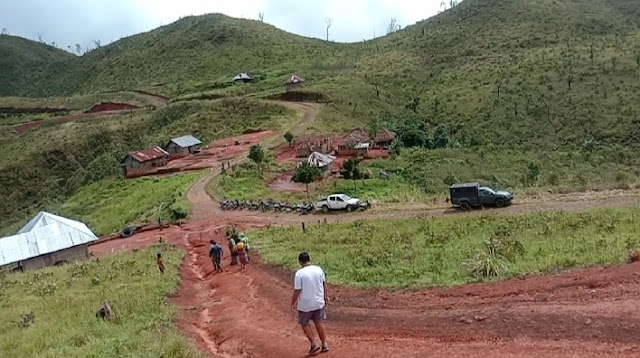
<box><xmin>91</xmin><ymin>102</ymin><xmax>640</xmax><ymax>358</ymax></box>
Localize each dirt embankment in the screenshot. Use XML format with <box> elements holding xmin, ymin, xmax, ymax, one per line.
<box><xmin>0</xmin><ymin>107</ymin><xmax>69</xmax><ymax>115</ymax></box>
<box><xmin>85</xmin><ymin>102</ymin><xmax>139</xmax><ymax>113</ymax></box>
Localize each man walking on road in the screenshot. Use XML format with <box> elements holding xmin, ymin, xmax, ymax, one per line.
<box><xmin>209</xmin><ymin>240</ymin><xmax>223</xmax><ymax>273</ymax></box>
<box><xmin>291</xmin><ymin>252</ymin><xmax>329</xmax><ymax>355</ymax></box>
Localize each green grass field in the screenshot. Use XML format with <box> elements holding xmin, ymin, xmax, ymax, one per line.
<box><xmin>252</xmin><ymin>206</ymin><xmax>640</xmax><ymax>288</ymax></box>
<box><xmin>61</xmin><ymin>173</ymin><xmax>203</xmax><ymax>236</ymax></box>
<box><xmin>0</xmin><ymin>244</ymin><xmax>203</xmax><ymax>358</ymax></box>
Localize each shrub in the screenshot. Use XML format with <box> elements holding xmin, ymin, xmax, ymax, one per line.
<box><xmin>628</xmin><ymin>251</ymin><xmax>640</xmax><ymax>263</ymax></box>
<box><xmin>465</xmin><ymin>238</ymin><xmax>509</xmax><ymax>278</ymax></box>
<box><xmin>17</xmin><ymin>312</ymin><xmax>35</xmax><ymax>328</ymax></box>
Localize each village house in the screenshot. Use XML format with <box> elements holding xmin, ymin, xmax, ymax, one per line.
<box><xmin>122</xmin><ymin>146</ymin><xmax>169</xmax><ymax>177</ymax></box>
<box><xmin>0</xmin><ymin>212</ymin><xmax>98</xmax><ymax>272</ymax></box>
<box><xmin>337</xmin><ymin>129</ymin><xmax>371</xmax><ymax>157</ymax></box>
<box><xmin>165</xmin><ymin>135</ymin><xmax>202</xmax><ymax>159</ymax></box>
<box><xmin>296</xmin><ymin>137</ymin><xmax>333</xmax><ymax>158</ymax></box>
<box><xmin>285</xmin><ymin>75</ymin><xmax>305</xmax><ymax>91</ymax></box>
<box><xmin>233</xmin><ymin>73</ymin><xmax>254</xmax><ymax>83</ymax></box>
<box><xmin>303</xmin><ymin>152</ymin><xmax>336</xmax><ymax>176</ymax></box>
<box><xmin>373</xmin><ymin>127</ymin><xmax>397</xmax><ymax>149</ymax></box>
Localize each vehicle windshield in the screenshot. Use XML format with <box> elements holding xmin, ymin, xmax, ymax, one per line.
<box><xmin>480</xmin><ymin>187</ymin><xmax>496</xmax><ymax>194</ymax></box>
<box><xmin>340</xmin><ymin>195</ymin><xmax>352</xmax><ymax>201</ymax></box>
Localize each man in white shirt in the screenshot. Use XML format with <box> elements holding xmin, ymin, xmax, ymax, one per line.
<box><xmin>291</xmin><ymin>252</ymin><xmax>329</xmax><ymax>355</ymax></box>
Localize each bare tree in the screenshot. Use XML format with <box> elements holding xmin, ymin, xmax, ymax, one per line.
<box><xmin>1</xmin><ymin>28</ymin><xmax>7</xmax><ymax>35</ymax></box>
<box><xmin>325</xmin><ymin>18</ymin><xmax>332</xmax><ymax>42</ymax></box>
<box><xmin>386</xmin><ymin>18</ymin><xmax>401</xmax><ymax>35</ymax></box>
<box><xmin>93</xmin><ymin>39</ymin><xmax>101</xmax><ymax>48</ymax></box>
<box><xmin>37</xmin><ymin>32</ymin><xmax>43</xmax><ymax>42</ymax></box>
<box><xmin>258</xmin><ymin>12</ymin><xmax>264</xmax><ymax>22</ymax></box>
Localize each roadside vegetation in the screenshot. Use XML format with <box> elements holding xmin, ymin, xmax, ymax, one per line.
<box><xmin>253</xmin><ymin>206</ymin><xmax>640</xmax><ymax>288</ymax></box>
<box><xmin>0</xmin><ymin>244</ymin><xmax>203</xmax><ymax>358</ymax></box>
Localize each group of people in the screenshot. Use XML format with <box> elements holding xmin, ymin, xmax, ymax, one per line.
<box><xmin>204</xmin><ymin>229</ymin><xmax>331</xmax><ymax>355</ymax></box>
<box><xmin>208</xmin><ymin>227</ymin><xmax>251</xmax><ymax>272</ymax></box>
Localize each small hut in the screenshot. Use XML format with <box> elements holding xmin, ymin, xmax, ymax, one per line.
<box><xmin>233</xmin><ymin>73</ymin><xmax>254</xmax><ymax>83</ymax></box>
<box><xmin>285</xmin><ymin>75</ymin><xmax>305</xmax><ymax>91</ymax></box>
<box><xmin>374</xmin><ymin>127</ymin><xmax>397</xmax><ymax>149</ymax></box>
<box><xmin>122</xmin><ymin>147</ymin><xmax>169</xmax><ymax>177</ymax></box>
<box><xmin>303</xmin><ymin>152</ymin><xmax>336</xmax><ymax>176</ymax></box>
<box><xmin>165</xmin><ymin>135</ymin><xmax>202</xmax><ymax>159</ymax></box>
<box><xmin>296</xmin><ymin>137</ymin><xmax>333</xmax><ymax>158</ymax></box>
<box><xmin>337</xmin><ymin>129</ymin><xmax>371</xmax><ymax>156</ymax></box>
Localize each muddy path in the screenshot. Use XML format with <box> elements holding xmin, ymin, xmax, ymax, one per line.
<box><xmin>91</xmin><ymin>101</ymin><xmax>640</xmax><ymax>357</ymax></box>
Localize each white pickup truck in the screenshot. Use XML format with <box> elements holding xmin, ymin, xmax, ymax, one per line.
<box><xmin>315</xmin><ymin>194</ymin><xmax>363</xmax><ymax>213</ymax></box>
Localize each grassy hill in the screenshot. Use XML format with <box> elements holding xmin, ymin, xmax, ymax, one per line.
<box><xmin>1</xmin><ymin>0</ymin><xmax>640</xmax><ymax>233</ymax></box>
<box><xmin>0</xmin><ymin>35</ymin><xmax>76</xmax><ymax>97</ymax></box>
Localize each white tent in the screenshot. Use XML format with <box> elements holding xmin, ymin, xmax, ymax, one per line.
<box><xmin>0</xmin><ymin>212</ymin><xmax>97</xmax><ymax>267</ymax></box>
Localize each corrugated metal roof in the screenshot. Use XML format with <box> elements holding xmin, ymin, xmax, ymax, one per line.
<box><xmin>0</xmin><ymin>212</ymin><xmax>97</xmax><ymax>266</ymax></box>
<box><xmin>233</xmin><ymin>73</ymin><xmax>253</xmax><ymax>81</ymax></box>
<box><xmin>306</xmin><ymin>152</ymin><xmax>336</xmax><ymax>168</ymax></box>
<box><xmin>169</xmin><ymin>135</ymin><xmax>202</xmax><ymax>148</ymax></box>
<box><xmin>128</xmin><ymin>146</ymin><xmax>169</xmax><ymax>163</ymax></box>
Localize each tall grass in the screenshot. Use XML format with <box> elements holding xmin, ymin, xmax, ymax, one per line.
<box><xmin>251</xmin><ymin>206</ymin><xmax>640</xmax><ymax>288</ymax></box>
<box><xmin>0</xmin><ymin>244</ymin><xmax>203</xmax><ymax>358</ymax></box>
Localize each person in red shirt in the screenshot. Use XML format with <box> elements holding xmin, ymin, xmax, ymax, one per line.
<box><xmin>157</xmin><ymin>253</ymin><xmax>165</xmax><ymax>274</ymax></box>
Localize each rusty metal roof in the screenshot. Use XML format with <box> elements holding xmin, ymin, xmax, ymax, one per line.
<box><xmin>0</xmin><ymin>212</ymin><xmax>97</xmax><ymax>267</ymax></box>
<box><xmin>128</xmin><ymin>146</ymin><xmax>169</xmax><ymax>163</ymax></box>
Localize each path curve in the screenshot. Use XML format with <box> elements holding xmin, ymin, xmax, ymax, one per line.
<box><xmin>91</xmin><ymin>101</ymin><xmax>640</xmax><ymax>357</ymax></box>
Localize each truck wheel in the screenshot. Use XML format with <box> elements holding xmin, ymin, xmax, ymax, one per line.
<box><xmin>322</xmin><ymin>205</ymin><xmax>329</xmax><ymax>213</ymax></box>
<box><xmin>460</xmin><ymin>201</ymin><xmax>471</xmax><ymax>211</ymax></box>
<box><xmin>495</xmin><ymin>198</ymin><xmax>505</xmax><ymax>208</ymax></box>
<box><xmin>347</xmin><ymin>205</ymin><xmax>353</xmax><ymax>212</ymax></box>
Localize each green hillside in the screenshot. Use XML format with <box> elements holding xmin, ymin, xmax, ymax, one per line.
<box><xmin>1</xmin><ymin>0</ymin><xmax>640</xmax><ymax>233</ymax></box>
<box><xmin>0</xmin><ymin>35</ymin><xmax>76</xmax><ymax>96</ymax></box>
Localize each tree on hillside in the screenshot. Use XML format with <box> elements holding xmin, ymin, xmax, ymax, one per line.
<box><xmin>93</xmin><ymin>40</ymin><xmax>102</xmax><ymax>48</ymax></box>
<box><xmin>284</xmin><ymin>131</ymin><xmax>294</xmax><ymax>148</ymax></box>
<box><xmin>75</xmin><ymin>44</ymin><xmax>82</xmax><ymax>55</ymax></box>
<box><xmin>406</xmin><ymin>97</ymin><xmax>420</xmax><ymax>113</ymax></box>
<box><xmin>37</xmin><ymin>32</ymin><xmax>43</xmax><ymax>43</ymax></box>
<box><xmin>433</xmin><ymin>125</ymin><xmax>451</xmax><ymax>148</ymax></box>
<box><xmin>387</xmin><ymin>18</ymin><xmax>401</xmax><ymax>35</ymax></box>
<box><xmin>258</xmin><ymin>12</ymin><xmax>264</xmax><ymax>22</ymax></box>
<box><xmin>292</xmin><ymin>161</ymin><xmax>321</xmax><ymax>197</ymax></box>
<box><xmin>1</xmin><ymin>28</ymin><xmax>7</xmax><ymax>35</ymax></box>
<box><xmin>342</xmin><ymin>158</ymin><xmax>362</xmax><ymax>191</ymax></box>
<box><xmin>325</xmin><ymin>18</ymin><xmax>332</xmax><ymax>41</ymax></box>
<box><xmin>248</xmin><ymin>144</ymin><xmax>264</xmax><ymax>173</ymax></box>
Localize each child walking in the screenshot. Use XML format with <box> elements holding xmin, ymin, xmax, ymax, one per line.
<box><xmin>157</xmin><ymin>253</ymin><xmax>165</xmax><ymax>274</ymax></box>
<box><xmin>237</xmin><ymin>242</ymin><xmax>248</xmax><ymax>269</ymax></box>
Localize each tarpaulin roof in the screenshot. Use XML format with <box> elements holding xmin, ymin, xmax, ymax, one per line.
<box><xmin>233</xmin><ymin>73</ymin><xmax>253</xmax><ymax>81</ymax></box>
<box><xmin>0</xmin><ymin>212</ymin><xmax>97</xmax><ymax>266</ymax></box>
<box><xmin>168</xmin><ymin>135</ymin><xmax>202</xmax><ymax>148</ymax></box>
<box><xmin>128</xmin><ymin>146</ymin><xmax>169</xmax><ymax>163</ymax></box>
<box><xmin>305</xmin><ymin>152</ymin><xmax>336</xmax><ymax>168</ymax></box>
<box><xmin>286</xmin><ymin>75</ymin><xmax>305</xmax><ymax>84</ymax></box>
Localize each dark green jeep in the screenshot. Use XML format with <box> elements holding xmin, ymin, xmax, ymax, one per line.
<box><xmin>449</xmin><ymin>182</ymin><xmax>513</xmax><ymax>210</ymax></box>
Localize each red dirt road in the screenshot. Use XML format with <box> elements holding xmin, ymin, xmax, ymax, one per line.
<box><xmin>90</xmin><ymin>102</ymin><xmax>640</xmax><ymax>358</ymax></box>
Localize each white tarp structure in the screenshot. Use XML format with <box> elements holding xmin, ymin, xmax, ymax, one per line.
<box><xmin>305</xmin><ymin>152</ymin><xmax>336</xmax><ymax>169</ymax></box>
<box><xmin>0</xmin><ymin>212</ymin><xmax>97</xmax><ymax>267</ymax></box>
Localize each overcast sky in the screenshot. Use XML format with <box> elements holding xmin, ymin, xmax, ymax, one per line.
<box><xmin>0</xmin><ymin>0</ymin><xmax>447</xmax><ymax>52</ymax></box>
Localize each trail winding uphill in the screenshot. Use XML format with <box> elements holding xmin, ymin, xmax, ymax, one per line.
<box><xmin>91</xmin><ymin>101</ymin><xmax>640</xmax><ymax>358</ymax></box>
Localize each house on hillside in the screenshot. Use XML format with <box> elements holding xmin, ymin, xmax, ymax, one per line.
<box><xmin>0</xmin><ymin>212</ymin><xmax>98</xmax><ymax>272</ymax></box>
<box><xmin>285</xmin><ymin>75</ymin><xmax>305</xmax><ymax>91</ymax></box>
<box><xmin>303</xmin><ymin>152</ymin><xmax>336</xmax><ymax>176</ymax></box>
<box><xmin>337</xmin><ymin>129</ymin><xmax>371</xmax><ymax>157</ymax></box>
<box><xmin>122</xmin><ymin>146</ymin><xmax>169</xmax><ymax>177</ymax></box>
<box><xmin>296</xmin><ymin>137</ymin><xmax>333</xmax><ymax>158</ymax></box>
<box><xmin>373</xmin><ymin>127</ymin><xmax>397</xmax><ymax>149</ymax></box>
<box><xmin>233</xmin><ymin>73</ymin><xmax>254</xmax><ymax>83</ymax></box>
<box><xmin>165</xmin><ymin>135</ymin><xmax>202</xmax><ymax>159</ymax></box>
